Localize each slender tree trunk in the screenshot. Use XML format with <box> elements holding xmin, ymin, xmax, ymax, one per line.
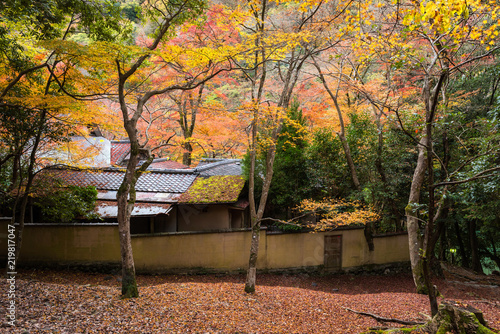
<box><xmin>244</xmin><ymin>0</ymin><xmax>269</xmax><ymax>293</ymax></box>
<box><xmin>116</xmin><ymin>117</ymin><xmax>154</xmax><ymax>297</ymax></box>
<box><xmin>469</xmin><ymin>220</ymin><xmax>483</xmax><ymax>274</ymax></box>
<box><xmin>245</xmin><ymin>142</ymin><xmax>276</xmax><ymax>293</ymax></box>
<box><xmin>245</xmin><ymin>109</ymin><xmax>259</xmax><ymax>293</ymax></box>
<box><xmin>312</xmin><ymin>58</ymin><xmax>360</xmax><ymax>190</ymax></box>
<box><xmin>424</xmin><ymin>118</ymin><xmax>438</xmax><ymax>316</ymax></box>
<box><xmin>116</xmin><ymin>139</ymin><xmax>140</xmax><ymax>298</ymax></box>
<box><xmin>12</xmin><ymin>110</ymin><xmax>46</xmax><ymax>267</ymax></box>
<box><xmin>454</xmin><ymin>218</ymin><xmax>469</xmax><ymax>267</ymax></box>
<box><xmin>406</xmin><ymin>135</ymin><xmax>428</xmax><ymax>294</ymax></box>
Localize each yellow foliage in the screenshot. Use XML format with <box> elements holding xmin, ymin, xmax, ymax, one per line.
<box><xmin>296</xmin><ymin>198</ymin><xmax>380</xmax><ymax>231</ymax></box>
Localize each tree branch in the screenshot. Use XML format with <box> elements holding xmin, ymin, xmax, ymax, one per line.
<box><xmin>434</xmin><ymin>166</ymin><xmax>500</xmax><ymax>187</ymax></box>
<box><xmin>343</xmin><ymin>307</ymin><xmax>425</xmax><ymax>326</ymax></box>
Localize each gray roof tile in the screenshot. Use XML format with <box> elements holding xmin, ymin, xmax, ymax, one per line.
<box><xmin>42</xmin><ymin>168</ymin><xmax>196</xmax><ymax>193</ymax></box>
<box><xmin>195</xmin><ymin>159</ymin><xmax>242</xmax><ymax>177</ymax></box>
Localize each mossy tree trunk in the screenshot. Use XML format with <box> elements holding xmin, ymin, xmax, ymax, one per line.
<box><xmin>405</xmin><ymin>135</ymin><xmax>428</xmax><ymax>295</ymax></box>
<box><xmin>116</xmin><ymin>120</ymin><xmax>154</xmax><ymax>298</ymax></box>
<box><xmin>112</xmin><ymin>1</ymin><xmax>228</xmax><ymax>297</ymax></box>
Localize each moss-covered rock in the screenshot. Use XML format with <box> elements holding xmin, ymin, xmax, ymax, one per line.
<box><xmin>363</xmin><ymin>300</ymin><xmax>496</xmax><ymax>334</ymax></box>
<box><xmin>422</xmin><ymin>300</ymin><xmax>494</xmax><ymax>334</ymax></box>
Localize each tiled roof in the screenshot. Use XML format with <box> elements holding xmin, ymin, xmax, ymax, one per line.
<box><xmin>196</xmin><ymin>159</ymin><xmax>242</xmax><ymax>177</ymax></box>
<box><xmin>110</xmin><ymin>141</ymin><xmax>130</xmax><ymax>165</ymax></box>
<box><xmin>41</xmin><ymin>168</ymin><xmax>197</xmax><ymax>193</ymax></box>
<box><xmin>147</xmin><ymin>159</ymin><xmax>189</xmax><ymax>170</ymax></box>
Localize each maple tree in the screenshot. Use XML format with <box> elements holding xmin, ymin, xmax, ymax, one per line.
<box><xmin>232</xmin><ymin>0</ymin><xmax>337</xmax><ymax>293</ymax></box>
<box><xmin>295</xmin><ymin>198</ymin><xmax>380</xmax><ymax>231</ymax></box>
<box><xmin>3</xmin><ymin>2</ymin><xmax>500</xmax><ymax>327</ymax></box>
<box><xmin>0</xmin><ymin>0</ymin><xmax>126</xmax><ymax>269</ymax></box>
<box><xmin>47</xmin><ymin>0</ymin><xmax>237</xmax><ymax>297</ymax></box>
<box><xmin>131</xmin><ymin>4</ymin><xmax>245</xmax><ymax>165</ymax></box>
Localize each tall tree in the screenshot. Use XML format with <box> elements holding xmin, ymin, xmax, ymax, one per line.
<box><xmin>50</xmin><ymin>0</ymin><xmax>235</xmax><ymax>297</ymax></box>
<box><xmin>235</xmin><ymin>0</ymin><xmax>330</xmax><ymax>293</ymax></box>
<box><xmin>352</xmin><ymin>0</ymin><xmax>500</xmax><ymax>315</ymax></box>
<box><xmin>0</xmin><ymin>0</ymin><xmax>125</xmax><ymax>270</ymax></box>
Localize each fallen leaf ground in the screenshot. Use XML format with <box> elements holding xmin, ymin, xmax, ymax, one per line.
<box><xmin>1</xmin><ymin>269</ymin><xmax>499</xmax><ymax>333</ymax></box>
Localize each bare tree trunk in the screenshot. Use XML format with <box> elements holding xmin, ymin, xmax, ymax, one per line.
<box><xmin>469</xmin><ymin>220</ymin><xmax>483</xmax><ymax>274</ymax></box>
<box><xmin>406</xmin><ymin>135</ymin><xmax>428</xmax><ymax>294</ymax></box>
<box><xmin>454</xmin><ymin>218</ymin><xmax>469</xmax><ymax>267</ymax></box>
<box><xmin>245</xmin><ymin>215</ymin><xmax>260</xmax><ymax>293</ymax></box>
<box><xmin>116</xmin><ymin>132</ymin><xmax>154</xmax><ymax>297</ymax></box>
<box><xmin>245</xmin><ymin>0</ymin><xmax>273</xmax><ymax>293</ymax></box>
<box><xmin>116</xmin><ymin>137</ymin><xmax>140</xmax><ymax>298</ymax></box>
<box><xmin>117</xmin><ymin>187</ymin><xmax>138</xmax><ymax>298</ymax></box>
<box><xmin>245</xmin><ymin>110</ymin><xmax>259</xmax><ymax>293</ymax></box>
<box><xmin>245</xmin><ymin>142</ymin><xmax>276</xmax><ymax>293</ymax></box>
<box><xmin>424</xmin><ymin>123</ymin><xmax>438</xmax><ymax>316</ymax></box>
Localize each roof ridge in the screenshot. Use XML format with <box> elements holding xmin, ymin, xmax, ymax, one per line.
<box><xmin>195</xmin><ymin>159</ymin><xmax>241</xmax><ymax>171</ymax></box>
<box><xmin>47</xmin><ymin>165</ymin><xmax>197</xmax><ymax>175</ymax></box>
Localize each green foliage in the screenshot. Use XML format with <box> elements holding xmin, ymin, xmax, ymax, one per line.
<box><xmin>308</xmin><ymin>112</ymin><xmax>379</xmax><ymax>200</ymax></box>
<box><xmin>34</xmin><ymin>185</ymin><xmax>99</xmax><ymax>223</ymax></box>
<box><xmin>345</xmin><ymin>112</ymin><xmax>378</xmax><ymax>184</ymax></box>
<box><xmin>432</xmin><ymin>58</ymin><xmax>500</xmax><ymax>271</ymax></box>
<box><xmin>307</xmin><ymin>128</ymin><xmax>346</xmax><ymax>197</ymax></box>
<box><xmin>121</xmin><ymin>0</ymin><xmax>142</xmax><ymax>22</ymax></box>
<box><xmin>0</xmin><ymin>0</ymin><xmax>132</xmax><ymax>73</ymax></box>
<box><xmin>268</xmin><ymin>102</ymin><xmax>312</xmax><ymax>214</ymax></box>
<box><xmin>144</xmin><ymin>0</ymin><xmax>208</xmax><ymax>40</ymax></box>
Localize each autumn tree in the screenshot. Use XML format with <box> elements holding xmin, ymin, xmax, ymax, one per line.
<box><xmin>49</xmin><ymin>0</ymin><xmax>235</xmax><ymax>297</ymax></box>
<box><xmin>230</xmin><ymin>0</ymin><xmax>335</xmax><ymax>293</ymax></box>
<box><xmin>348</xmin><ymin>0</ymin><xmax>500</xmax><ymax>315</ymax></box>
<box><xmin>0</xmin><ymin>0</ymin><xmax>126</xmax><ymax>269</ymax></box>
<box><xmin>137</xmin><ymin>5</ymin><xmax>243</xmax><ymax>165</ymax></box>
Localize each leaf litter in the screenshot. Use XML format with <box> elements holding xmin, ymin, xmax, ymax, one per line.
<box><xmin>1</xmin><ymin>270</ymin><xmax>498</xmax><ymax>333</ymax></box>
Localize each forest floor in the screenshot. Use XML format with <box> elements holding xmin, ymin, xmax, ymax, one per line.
<box><xmin>1</xmin><ymin>265</ymin><xmax>499</xmax><ymax>333</ymax></box>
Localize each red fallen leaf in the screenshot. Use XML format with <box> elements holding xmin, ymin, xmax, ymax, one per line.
<box><xmin>1</xmin><ymin>269</ymin><xmax>498</xmax><ymax>333</ymax></box>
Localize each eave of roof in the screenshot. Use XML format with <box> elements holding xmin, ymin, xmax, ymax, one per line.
<box><xmin>96</xmin><ymin>201</ymin><xmax>172</xmax><ymax>217</ymax></box>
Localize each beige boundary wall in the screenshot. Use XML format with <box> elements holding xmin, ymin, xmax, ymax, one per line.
<box><xmin>0</xmin><ymin>219</ymin><xmax>410</xmax><ymax>273</ymax></box>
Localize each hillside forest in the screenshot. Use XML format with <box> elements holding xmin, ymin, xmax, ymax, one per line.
<box><xmin>1</xmin><ymin>0</ymin><xmax>500</xmax><ymax>313</ymax></box>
